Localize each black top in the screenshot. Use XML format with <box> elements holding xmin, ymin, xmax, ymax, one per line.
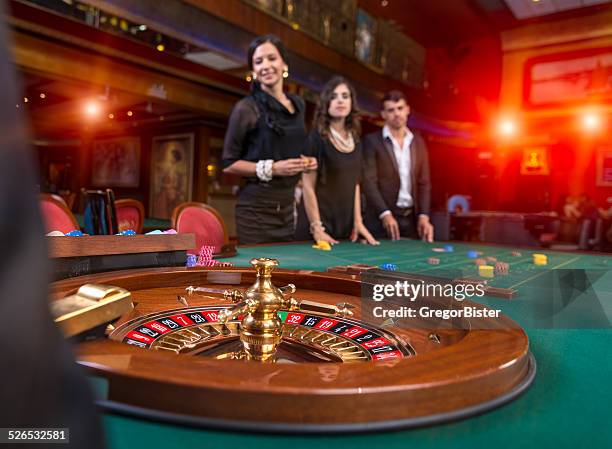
<box><xmin>222</xmin><ymin>89</ymin><xmax>307</xmax><ymax>196</ymax></box>
<box><xmin>299</xmin><ymin>130</ymin><xmax>363</xmax><ymax>239</ymax></box>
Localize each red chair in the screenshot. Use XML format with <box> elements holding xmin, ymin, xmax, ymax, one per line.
<box><xmin>171</xmin><ymin>202</ymin><xmax>228</xmax><ymax>254</ymax></box>
<box><xmin>39</xmin><ymin>193</ymin><xmax>80</xmax><ymax>234</ymax></box>
<box><xmin>115</xmin><ymin>199</ymin><xmax>145</xmax><ymax>234</ymax></box>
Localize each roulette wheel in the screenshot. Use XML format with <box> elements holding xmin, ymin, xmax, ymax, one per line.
<box><xmin>50</xmin><ymin>258</ymin><xmax>535</xmax><ymax>433</ymax></box>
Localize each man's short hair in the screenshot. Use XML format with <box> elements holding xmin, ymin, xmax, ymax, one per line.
<box><xmin>381</xmin><ymin>90</ymin><xmax>407</xmax><ymax>107</ymax></box>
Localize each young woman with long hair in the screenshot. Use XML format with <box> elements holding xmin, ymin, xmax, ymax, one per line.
<box><xmin>296</xmin><ymin>76</ymin><xmax>378</xmax><ymax>245</ymax></box>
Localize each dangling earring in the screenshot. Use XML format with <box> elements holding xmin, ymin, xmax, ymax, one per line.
<box><xmin>282</xmin><ymin>68</ymin><xmax>289</xmax><ymax>79</ymax></box>
<box><xmin>252</xmin><ymin>73</ymin><xmax>257</xmax><ymax>80</ymax></box>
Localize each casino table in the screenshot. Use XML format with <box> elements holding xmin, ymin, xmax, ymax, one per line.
<box><xmin>94</xmin><ymin>240</ymin><xmax>611</xmax><ymax>448</ymax></box>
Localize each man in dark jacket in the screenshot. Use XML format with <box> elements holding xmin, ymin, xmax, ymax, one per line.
<box><xmin>362</xmin><ymin>90</ymin><xmax>434</xmax><ymax>241</ymax></box>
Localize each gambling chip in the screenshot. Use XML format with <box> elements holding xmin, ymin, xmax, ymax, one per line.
<box><xmin>474</xmin><ymin>258</ymin><xmax>487</xmax><ymax>266</ymax></box>
<box><xmin>532</xmin><ymin>253</ymin><xmax>548</xmax><ymax>266</ymax></box>
<box><xmin>380</xmin><ymin>263</ymin><xmax>397</xmax><ymax>271</ymax></box>
<box><xmin>116</xmin><ymin>229</ymin><xmax>136</xmax><ymax>235</ymax></box>
<box><xmin>478</xmin><ymin>265</ymin><xmax>494</xmax><ymax>278</ymax></box>
<box><xmin>215</xmin><ymin>262</ymin><xmax>235</xmax><ymax>267</ymax></box>
<box><xmin>467</xmin><ymin>251</ymin><xmax>478</xmax><ymax>259</ymax></box>
<box><xmin>65</xmin><ymin>229</ymin><xmax>83</xmax><ymax>236</ymax></box>
<box><xmin>485</xmin><ymin>256</ymin><xmax>497</xmax><ymax>263</ymax></box>
<box><xmin>186</xmin><ymin>254</ymin><xmax>197</xmax><ymax>268</ymax></box>
<box><xmin>444</xmin><ymin>245</ymin><xmax>454</xmax><ymax>252</ymax></box>
<box><xmin>494</xmin><ymin>262</ymin><xmax>510</xmax><ymax>275</ymax></box>
<box><xmin>511</xmin><ymin>251</ymin><xmax>522</xmax><ymax>257</ymax></box>
<box><xmin>312</xmin><ymin>240</ymin><xmax>332</xmax><ymax>251</ymax></box>
<box><xmin>427</xmin><ymin>257</ymin><xmax>440</xmax><ymax>265</ymax></box>
<box><xmin>195</xmin><ymin>245</ymin><xmax>226</xmax><ymax>267</ymax></box>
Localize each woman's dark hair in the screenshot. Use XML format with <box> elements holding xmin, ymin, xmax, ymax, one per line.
<box><xmin>247</xmin><ymin>35</ymin><xmax>290</xmax><ymax>135</ymax></box>
<box><xmin>314</xmin><ymin>76</ymin><xmax>361</xmax><ymax>141</ymax></box>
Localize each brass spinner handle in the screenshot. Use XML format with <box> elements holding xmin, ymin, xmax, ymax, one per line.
<box><xmin>223</xmin><ymin>289</ymin><xmax>244</xmax><ymax>303</ymax></box>
<box><xmin>218</xmin><ymin>299</ymin><xmax>256</xmax><ymax>324</ymax></box>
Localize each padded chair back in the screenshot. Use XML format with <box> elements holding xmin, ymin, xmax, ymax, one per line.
<box><xmin>171</xmin><ymin>202</ymin><xmax>228</xmax><ymax>254</ymax></box>
<box><xmin>115</xmin><ymin>199</ymin><xmax>145</xmax><ymax>233</ymax></box>
<box><xmin>39</xmin><ymin>193</ymin><xmax>80</xmax><ymax>234</ymax></box>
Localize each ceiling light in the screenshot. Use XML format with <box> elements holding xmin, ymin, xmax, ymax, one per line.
<box><xmin>84</xmin><ymin>101</ymin><xmax>100</xmax><ymax>117</ymax></box>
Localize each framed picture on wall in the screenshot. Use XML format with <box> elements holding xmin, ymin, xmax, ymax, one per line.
<box><xmin>520</xmin><ymin>147</ymin><xmax>550</xmax><ymax>175</ymax></box>
<box><xmin>354</xmin><ymin>8</ymin><xmax>376</xmax><ymax>64</ymax></box>
<box><xmin>596</xmin><ymin>147</ymin><xmax>612</xmax><ymax>187</ymax></box>
<box><xmin>91</xmin><ymin>136</ymin><xmax>140</xmax><ymax>187</ymax></box>
<box><xmin>524</xmin><ymin>48</ymin><xmax>612</xmax><ymax>107</ymax></box>
<box><xmin>149</xmin><ymin>133</ymin><xmax>194</xmax><ymax>219</ymax></box>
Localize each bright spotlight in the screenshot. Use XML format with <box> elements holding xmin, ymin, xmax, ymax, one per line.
<box><xmin>582</xmin><ymin>112</ymin><xmax>600</xmax><ymax>131</ymax></box>
<box><xmin>498</xmin><ymin>119</ymin><xmax>516</xmax><ymax>137</ymax></box>
<box><xmin>85</xmin><ymin>101</ymin><xmax>101</xmax><ymax>117</ymax></box>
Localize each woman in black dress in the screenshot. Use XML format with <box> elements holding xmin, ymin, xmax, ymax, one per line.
<box><xmin>222</xmin><ymin>35</ymin><xmax>316</xmax><ymax>244</ymax></box>
<box><xmin>297</xmin><ymin>77</ymin><xmax>378</xmax><ymax>245</ymax></box>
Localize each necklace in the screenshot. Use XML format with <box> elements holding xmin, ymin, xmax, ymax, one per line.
<box><xmin>329</xmin><ymin>127</ymin><xmax>355</xmax><ymax>153</ymax></box>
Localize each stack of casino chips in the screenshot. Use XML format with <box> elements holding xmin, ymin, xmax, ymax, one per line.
<box><xmin>427</xmin><ymin>257</ymin><xmax>440</xmax><ymax>265</ymax></box>
<box><xmin>532</xmin><ymin>253</ymin><xmax>548</xmax><ymax>266</ymax></box>
<box><xmin>195</xmin><ymin>245</ymin><xmax>233</xmax><ymax>268</ymax></box>
<box><xmin>197</xmin><ymin>245</ymin><xmax>215</xmax><ymax>266</ymax></box>
<box><xmin>380</xmin><ymin>263</ymin><xmax>398</xmax><ymax>271</ymax></box>
<box><xmin>494</xmin><ymin>262</ymin><xmax>510</xmax><ymax>275</ymax></box>
<box><xmin>478</xmin><ymin>265</ymin><xmax>494</xmax><ymax>278</ymax></box>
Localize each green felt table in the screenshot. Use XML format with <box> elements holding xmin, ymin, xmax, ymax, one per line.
<box><xmin>101</xmin><ymin>240</ymin><xmax>612</xmax><ymax>449</ymax></box>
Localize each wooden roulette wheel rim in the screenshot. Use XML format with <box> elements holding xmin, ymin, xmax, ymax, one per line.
<box><xmin>50</xmin><ymin>266</ymin><xmax>535</xmax><ymax>433</ymax></box>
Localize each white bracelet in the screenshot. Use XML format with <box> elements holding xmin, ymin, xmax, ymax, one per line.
<box><xmin>256</xmin><ymin>159</ymin><xmax>273</xmax><ymax>182</ymax></box>
<box><xmin>264</xmin><ymin>159</ymin><xmax>273</xmax><ymax>179</ymax></box>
